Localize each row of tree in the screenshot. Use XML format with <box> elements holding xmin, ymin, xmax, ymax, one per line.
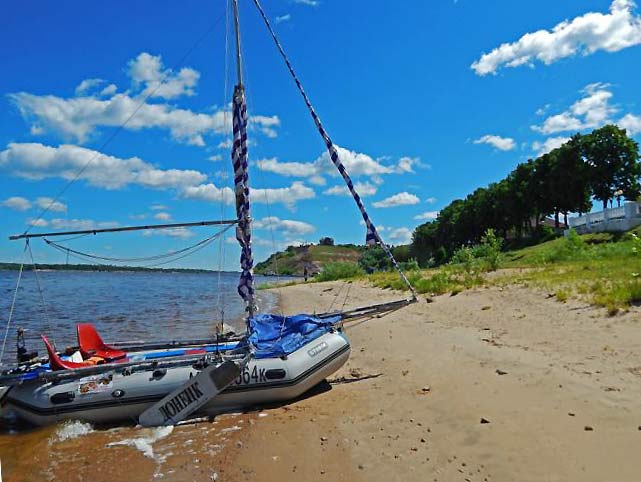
<box><xmin>410</xmin><ymin>125</ymin><xmax>641</xmax><ymax>266</ymax></box>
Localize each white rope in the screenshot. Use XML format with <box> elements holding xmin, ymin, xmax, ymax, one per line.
<box><xmin>1</xmin><ymin>243</ymin><xmax>28</xmax><ymax>364</ymax></box>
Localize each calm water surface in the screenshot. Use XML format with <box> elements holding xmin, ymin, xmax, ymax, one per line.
<box><xmin>0</xmin><ymin>270</ymin><xmax>281</xmax><ymax>365</ymax></box>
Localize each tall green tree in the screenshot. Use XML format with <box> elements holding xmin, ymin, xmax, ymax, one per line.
<box><xmin>582</xmin><ymin>125</ymin><xmax>641</xmax><ymax>209</ymax></box>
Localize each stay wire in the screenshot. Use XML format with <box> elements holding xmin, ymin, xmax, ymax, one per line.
<box><xmin>0</xmin><ymin>243</ymin><xmax>28</xmax><ymax>364</ymax></box>
<box><xmin>27</xmin><ymin>240</ymin><xmax>56</xmax><ymax>350</ymax></box>
<box><xmin>23</xmin><ymin>10</ymin><xmax>228</xmax><ymax>236</ymax></box>
<box><xmin>44</xmin><ymin>230</ymin><xmax>225</xmax><ymax>263</ymax></box>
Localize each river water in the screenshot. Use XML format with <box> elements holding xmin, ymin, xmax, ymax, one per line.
<box><xmin>0</xmin><ymin>269</ymin><xmax>287</xmax><ymax>481</ymax></box>
<box><xmin>0</xmin><ymin>270</ymin><xmax>281</xmax><ymax>365</ymax></box>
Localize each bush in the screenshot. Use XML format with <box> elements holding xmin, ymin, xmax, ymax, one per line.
<box><xmin>479</xmin><ymin>229</ymin><xmax>503</xmax><ymax>271</ymax></box>
<box><xmin>315</xmin><ymin>262</ymin><xmax>364</xmax><ymax>282</ymax></box>
<box><xmin>399</xmin><ymin>258</ymin><xmax>420</xmax><ymax>271</ymax></box>
<box><xmin>319</xmin><ymin>237</ymin><xmax>334</xmax><ymax>246</ymax></box>
<box><xmin>359</xmin><ymin>246</ymin><xmax>392</xmax><ymax>273</ymax></box>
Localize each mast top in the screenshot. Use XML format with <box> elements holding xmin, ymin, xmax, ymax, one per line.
<box><xmin>232</xmin><ymin>0</ymin><xmax>243</xmax><ymax>86</ymax></box>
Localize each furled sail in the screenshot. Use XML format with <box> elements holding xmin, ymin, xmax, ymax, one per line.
<box><xmin>232</xmin><ymin>84</ymin><xmax>256</xmax><ymax>316</ymax></box>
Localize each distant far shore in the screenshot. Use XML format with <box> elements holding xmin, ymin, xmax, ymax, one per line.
<box><xmin>0</xmin><ymin>262</ymin><xmax>236</xmax><ymax>274</ymax></box>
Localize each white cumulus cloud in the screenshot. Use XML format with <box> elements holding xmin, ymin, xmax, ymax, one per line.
<box><xmin>9</xmin><ymin>52</ymin><xmax>279</xmax><ymax>146</ymax></box>
<box><xmin>253</xmin><ymin>216</ymin><xmax>315</xmax><ymax>235</ymax></box>
<box><xmin>0</xmin><ymin>143</ymin><xmax>207</xmax><ymax>190</ymax></box>
<box><xmin>323</xmin><ymin>181</ymin><xmax>377</xmax><ymax>197</ymax></box>
<box><xmin>473</xmin><ymin>135</ymin><xmax>516</xmax><ymax>151</ymax></box>
<box><xmin>414</xmin><ymin>211</ymin><xmax>439</xmax><ymax>221</ymax></box>
<box><xmin>35</xmin><ymin>197</ymin><xmax>67</xmax><ymax>213</ymax></box>
<box><xmin>1</xmin><ymin>196</ymin><xmax>32</xmax><ymax>211</ymax></box>
<box><xmin>472</xmin><ymin>0</ymin><xmax>641</xmax><ymax>75</ymax></box>
<box><xmin>388</xmin><ymin>227</ymin><xmax>412</xmax><ymax>245</ymax></box>
<box><xmin>532</xmin><ymin>136</ymin><xmax>571</xmax><ymax>155</ymax></box>
<box><xmin>372</xmin><ymin>192</ymin><xmax>420</xmax><ymax>209</ymax></box>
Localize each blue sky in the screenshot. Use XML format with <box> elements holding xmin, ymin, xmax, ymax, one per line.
<box><xmin>1</xmin><ymin>0</ymin><xmax>641</xmax><ymax>269</ymax></box>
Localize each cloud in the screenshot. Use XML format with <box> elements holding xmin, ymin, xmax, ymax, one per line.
<box><xmin>143</xmin><ymin>227</ymin><xmax>195</xmax><ymax>239</ymax></box>
<box><xmin>323</xmin><ymin>181</ymin><xmax>377</xmax><ymax>197</ymax></box>
<box><xmin>253</xmin><ymin>182</ymin><xmax>316</xmax><ymax>210</ymax></box>
<box><xmin>27</xmin><ymin>218</ymin><xmax>49</xmax><ymax>227</ymax></box>
<box><xmin>32</xmin><ymin>218</ymin><xmax>120</xmax><ymax>230</ymax></box>
<box><xmin>275</xmin><ymin>14</ymin><xmax>291</xmax><ymax>24</ymax></box>
<box><xmin>253</xmin><ymin>216</ymin><xmax>315</xmax><ymax>235</ymax></box>
<box><xmin>532</xmin><ymin>136</ymin><xmax>571</xmax><ymax>155</ymax></box>
<box><xmin>388</xmin><ymin>227</ymin><xmax>412</xmax><ymax>245</ymax></box>
<box><xmin>256</xmin><ymin>147</ymin><xmax>425</xmax><ymax>188</ymax></box>
<box><xmin>414</xmin><ymin>211</ymin><xmax>439</xmax><ymax>221</ymax></box>
<box><xmin>533</xmin><ymin>83</ymin><xmax>617</xmax><ymax>134</ymax></box>
<box><xmin>154</xmin><ymin>212</ymin><xmax>172</xmax><ymax>221</ymax></box>
<box><xmin>372</xmin><ymin>192</ymin><xmax>420</xmax><ymax>208</ymax></box>
<box><xmin>293</xmin><ymin>0</ymin><xmax>319</xmax><ymax>5</ymax></box>
<box><xmin>0</xmin><ymin>143</ymin><xmax>207</xmax><ymax>191</ymax></box>
<box><xmin>395</xmin><ymin>156</ymin><xmax>426</xmax><ymax>173</ymax></box>
<box><xmin>9</xmin><ymin>53</ymin><xmax>279</xmax><ymax>146</ymax></box>
<box><xmin>208</xmin><ymin>154</ymin><xmax>223</xmax><ymax>162</ymax></box>
<box><xmin>75</xmin><ymin>78</ymin><xmax>104</xmax><ymax>96</ymax></box>
<box><xmin>128</xmin><ymin>52</ymin><xmax>200</xmax><ymax>100</ymax></box>
<box><xmin>618</xmin><ymin>113</ymin><xmax>641</xmax><ymax>134</ymax></box>
<box><xmin>532</xmin><ymin>83</ymin><xmax>641</xmax><ymax>136</ymax></box>
<box><xmin>473</xmin><ymin>134</ymin><xmax>516</xmax><ymax>151</ymax></box>
<box><xmin>35</xmin><ymin>197</ymin><xmax>67</xmax><ymax>213</ymax></box>
<box><xmin>1</xmin><ymin>196</ymin><xmax>32</xmax><ymax>211</ymax></box>
<box><xmin>150</xmin><ymin>204</ymin><xmax>168</xmax><ymax>211</ymax></box>
<box><xmin>180</xmin><ymin>181</ymin><xmax>315</xmax><ymax>210</ymax></box>
<box><xmin>425</xmin><ymin>197</ymin><xmax>437</xmax><ymax>204</ymax></box>
<box><xmin>180</xmin><ymin>183</ymin><xmax>235</xmax><ymax>205</ymax></box>
<box><xmin>472</xmin><ymin>0</ymin><xmax>641</xmax><ymax>75</ymax></box>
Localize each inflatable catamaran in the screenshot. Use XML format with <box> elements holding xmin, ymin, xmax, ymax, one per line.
<box><xmin>0</xmin><ymin>0</ymin><xmax>417</xmax><ymax>427</ymax></box>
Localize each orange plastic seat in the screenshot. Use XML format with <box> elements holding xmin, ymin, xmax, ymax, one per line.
<box><xmin>77</xmin><ymin>323</ymin><xmax>127</xmax><ymax>361</ymax></box>
<box><xmin>42</xmin><ymin>335</ymin><xmax>97</xmax><ymax>371</ymax></box>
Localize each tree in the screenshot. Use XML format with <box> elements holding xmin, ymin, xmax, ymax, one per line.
<box><xmin>358</xmin><ymin>246</ymin><xmax>391</xmax><ymax>273</ymax></box>
<box><xmin>582</xmin><ymin>125</ymin><xmax>641</xmax><ymax>209</ymax></box>
<box><xmin>318</xmin><ymin>237</ymin><xmax>334</xmax><ymax>246</ymax></box>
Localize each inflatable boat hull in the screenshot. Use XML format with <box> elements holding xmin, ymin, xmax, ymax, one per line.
<box><xmin>2</xmin><ymin>331</ymin><xmax>350</xmax><ymax>426</ymax></box>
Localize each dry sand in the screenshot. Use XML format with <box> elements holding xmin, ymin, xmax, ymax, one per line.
<box><xmin>223</xmin><ymin>281</ymin><xmax>641</xmax><ymax>482</ymax></box>
<box><xmin>2</xmin><ymin>281</ymin><xmax>641</xmax><ymax>481</ymax></box>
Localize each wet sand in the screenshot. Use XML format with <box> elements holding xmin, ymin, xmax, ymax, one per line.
<box><xmin>2</xmin><ymin>280</ymin><xmax>641</xmax><ymax>481</ymax></box>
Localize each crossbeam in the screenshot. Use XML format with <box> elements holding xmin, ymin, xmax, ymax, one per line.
<box><xmin>9</xmin><ymin>219</ymin><xmax>238</xmax><ymax>241</ymax></box>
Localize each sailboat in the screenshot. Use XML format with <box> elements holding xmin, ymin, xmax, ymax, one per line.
<box><xmin>0</xmin><ymin>0</ymin><xmax>417</xmax><ymax>427</ymax></box>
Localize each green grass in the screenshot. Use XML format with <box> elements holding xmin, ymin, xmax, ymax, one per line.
<box><xmin>314</xmin><ymin>262</ymin><xmax>364</xmax><ymax>282</ymax></box>
<box><xmin>351</xmin><ymin>227</ymin><xmax>641</xmax><ymax>314</ymax></box>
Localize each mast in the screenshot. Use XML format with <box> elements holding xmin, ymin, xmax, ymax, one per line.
<box><xmin>231</xmin><ymin>0</ymin><xmax>256</xmax><ymax>319</ymax></box>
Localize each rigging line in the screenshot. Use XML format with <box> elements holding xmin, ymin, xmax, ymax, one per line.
<box><xmin>44</xmin><ymin>230</ymin><xmax>225</xmax><ymax>263</ymax></box>
<box><xmin>141</xmin><ymin>226</ymin><xmax>232</xmax><ymax>268</ymax></box>
<box><xmin>250</xmin><ymin>0</ymin><xmax>417</xmax><ymax>300</ymax></box>
<box><xmin>47</xmin><ymin>224</ymin><xmax>234</xmax><ymax>269</ymax></box>
<box><xmin>23</xmin><ymin>10</ymin><xmax>228</xmax><ymax>237</ymax></box>
<box><xmin>326</xmin><ymin>282</ymin><xmax>345</xmax><ymax>313</ymax></box>
<box><xmin>27</xmin><ymin>240</ymin><xmax>55</xmax><ymax>350</ymax></box>
<box><xmin>0</xmin><ymin>243</ymin><xmax>28</xmax><ymax>364</ymax></box>
<box><xmin>340</xmin><ymin>281</ymin><xmax>353</xmax><ymax>312</ymax></box>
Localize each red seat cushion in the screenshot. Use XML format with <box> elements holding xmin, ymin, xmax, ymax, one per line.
<box><xmin>77</xmin><ymin>323</ymin><xmax>127</xmax><ymax>361</ymax></box>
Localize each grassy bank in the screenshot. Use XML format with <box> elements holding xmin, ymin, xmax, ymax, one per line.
<box><xmin>279</xmin><ymin>227</ymin><xmax>641</xmax><ymax>315</ymax></box>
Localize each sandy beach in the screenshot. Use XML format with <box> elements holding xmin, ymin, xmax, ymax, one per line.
<box><xmin>2</xmin><ymin>280</ymin><xmax>641</xmax><ymax>481</ymax></box>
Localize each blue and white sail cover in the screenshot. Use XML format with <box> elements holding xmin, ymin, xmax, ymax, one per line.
<box><xmin>232</xmin><ymin>84</ymin><xmax>255</xmax><ymax>315</ymax></box>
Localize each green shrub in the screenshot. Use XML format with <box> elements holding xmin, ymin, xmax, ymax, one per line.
<box><xmin>315</xmin><ymin>262</ymin><xmax>364</xmax><ymax>282</ymax></box>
